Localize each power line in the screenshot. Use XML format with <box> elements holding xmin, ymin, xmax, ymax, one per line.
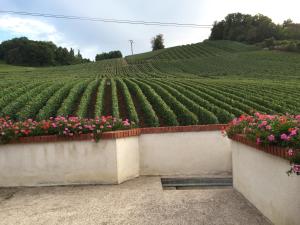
<box><xmin>0</xmin><ymin>10</ymin><xmax>213</xmax><ymax>29</ymax></box>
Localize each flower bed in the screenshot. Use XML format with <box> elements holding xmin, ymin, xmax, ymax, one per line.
<box><xmin>225</xmin><ymin>112</ymin><xmax>300</xmax><ymax>175</ymax></box>
<box><xmin>0</xmin><ymin>116</ymin><xmax>135</xmax><ymax>144</ymax></box>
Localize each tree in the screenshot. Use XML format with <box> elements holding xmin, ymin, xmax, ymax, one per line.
<box><xmin>95</xmin><ymin>51</ymin><xmax>122</xmax><ymax>61</ymax></box>
<box><xmin>151</xmin><ymin>34</ymin><xmax>165</xmax><ymax>51</ymax></box>
<box><xmin>0</xmin><ymin>37</ymin><xmax>90</xmax><ymax>66</ymax></box>
<box><xmin>283</xmin><ymin>19</ymin><xmax>293</xmax><ymax>27</ymax></box>
<box><xmin>209</xmin><ymin>13</ymin><xmax>278</xmax><ymax>43</ymax></box>
<box><xmin>76</xmin><ymin>50</ymin><xmax>82</xmax><ymax>60</ymax></box>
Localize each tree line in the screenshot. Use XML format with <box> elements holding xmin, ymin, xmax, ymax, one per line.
<box><xmin>0</xmin><ymin>37</ymin><xmax>90</xmax><ymax>67</ymax></box>
<box><xmin>0</xmin><ymin>33</ymin><xmax>167</xmax><ymax>67</ymax></box>
<box><xmin>95</xmin><ymin>34</ymin><xmax>165</xmax><ymax>62</ymax></box>
<box><xmin>210</xmin><ymin>13</ymin><xmax>300</xmax><ymax>44</ymax></box>
<box><xmin>95</xmin><ymin>51</ymin><xmax>122</xmax><ymax>61</ymax></box>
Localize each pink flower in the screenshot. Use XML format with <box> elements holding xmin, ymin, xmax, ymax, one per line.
<box><xmin>123</xmin><ymin>120</ymin><xmax>130</xmax><ymax>126</ymax></box>
<box><xmin>268</xmin><ymin>135</ymin><xmax>275</xmax><ymax>142</ymax></box>
<box><xmin>256</xmin><ymin>138</ymin><xmax>261</xmax><ymax>144</ymax></box>
<box><xmin>280</xmin><ymin>133</ymin><xmax>288</xmax><ymax>141</ymax></box>
<box><xmin>232</xmin><ymin>118</ymin><xmax>239</xmax><ymax>125</ymax></box>
<box><xmin>288</xmin><ymin>149</ymin><xmax>294</xmax><ymax>156</ymax></box>
<box><xmin>261</xmin><ymin>121</ymin><xmax>268</xmax><ymax>126</ymax></box>
<box><xmin>266</xmin><ymin>125</ymin><xmax>272</xmax><ymax>130</ymax></box>
<box><xmin>254</xmin><ymin>112</ymin><xmax>261</xmax><ymax>117</ymax></box>
<box><xmin>292</xmin><ymin>164</ymin><xmax>300</xmax><ymax>173</ymax></box>
<box><xmin>290</xmin><ymin>129</ymin><xmax>298</xmax><ymax>136</ymax></box>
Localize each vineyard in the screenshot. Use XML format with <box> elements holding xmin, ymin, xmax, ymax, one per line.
<box><xmin>1</xmin><ymin>40</ymin><xmax>300</xmax><ymax>127</ymax></box>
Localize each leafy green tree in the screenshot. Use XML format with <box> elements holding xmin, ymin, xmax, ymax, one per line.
<box><xmin>0</xmin><ymin>37</ymin><xmax>89</xmax><ymax>66</ymax></box>
<box><xmin>151</xmin><ymin>34</ymin><xmax>165</xmax><ymax>51</ymax></box>
<box><xmin>210</xmin><ymin>13</ymin><xmax>278</xmax><ymax>43</ymax></box>
<box><xmin>95</xmin><ymin>51</ymin><xmax>122</xmax><ymax>61</ymax></box>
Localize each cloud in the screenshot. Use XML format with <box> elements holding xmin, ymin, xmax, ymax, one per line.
<box><xmin>1</xmin><ymin>0</ymin><xmax>300</xmax><ymax>60</ymax></box>
<box><xmin>0</xmin><ymin>15</ymin><xmax>80</xmax><ymax>56</ymax></box>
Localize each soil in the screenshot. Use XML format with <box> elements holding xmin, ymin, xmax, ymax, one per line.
<box><xmin>72</xmin><ymin>89</ymin><xmax>85</xmax><ymax>116</ymax></box>
<box><xmin>87</xmin><ymin>85</ymin><xmax>98</xmax><ymax>118</ymax></box>
<box><xmin>130</xmin><ymin>93</ymin><xmax>146</xmax><ymax>127</ymax></box>
<box><xmin>103</xmin><ymin>82</ymin><xmax>112</xmax><ymax>116</ymax></box>
<box><xmin>116</xmin><ymin>82</ymin><xmax>129</xmax><ymax>120</ymax></box>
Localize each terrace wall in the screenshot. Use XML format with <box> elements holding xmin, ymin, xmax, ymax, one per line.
<box><xmin>1</xmin><ymin>126</ymin><xmax>299</xmax><ymax>224</ymax></box>
<box><xmin>0</xmin><ymin>137</ymin><xmax>140</xmax><ymax>186</ymax></box>
<box><xmin>139</xmin><ymin>131</ymin><xmax>231</xmax><ymax>176</ymax></box>
<box><xmin>231</xmin><ymin>137</ymin><xmax>300</xmax><ymax>225</ymax></box>
<box><xmin>0</xmin><ymin>125</ymin><xmax>230</xmax><ymax>187</ymax></box>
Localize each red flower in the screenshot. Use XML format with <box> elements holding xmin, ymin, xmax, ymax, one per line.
<box><xmin>42</xmin><ymin>122</ymin><xmax>51</xmax><ymax>130</ymax></box>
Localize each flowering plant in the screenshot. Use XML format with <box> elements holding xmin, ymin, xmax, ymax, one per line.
<box><xmin>0</xmin><ymin>116</ymin><xmax>135</xmax><ymax>144</ymax></box>
<box><xmin>224</xmin><ymin>112</ymin><xmax>300</xmax><ymax>175</ymax></box>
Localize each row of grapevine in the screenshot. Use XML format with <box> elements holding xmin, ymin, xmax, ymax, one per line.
<box><xmin>0</xmin><ymin>82</ymin><xmax>27</xmax><ymax>96</ymax></box>
<box><xmin>212</xmin><ymin>83</ymin><xmax>299</xmax><ymax>114</ymax></box>
<box><xmin>149</xmin><ymin>80</ymin><xmax>220</xmax><ymax>124</ymax></box>
<box><xmin>17</xmin><ymin>83</ymin><xmax>64</xmax><ymax>120</ymax></box>
<box><xmin>111</xmin><ymin>79</ymin><xmax>120</xmax><ymax>118</ymax></box>
<box><xmin>124</xmin><ymin>79</ymin><xmax>159</xmax><ymax>127</ymax></box>
<box><xmin>116</xmin><ymin>79</ymin><xmax>139</xmax><ymax>123</ymax></box>
<box><xmin>2</xmin><ymin>39</ymin><xmax>300</xmax><ymax>125</ymax></box>
<box><xmin>0</xmin><ymin>83</ymin><xmax>52</xmax><ymax>119</ymax></box>
<box><xmin>205</xmin><ymin>83</ymin><xmax>284</xmax><ymax>113</ymax></box>
<box><xmin>131</xmin><ymin>80</ymin><xmax>178</xmax><ymax>126</ymax></box>
<box><xmin>182</xmin><ymin>80</ymin><xmax>266</xmax><ymax>114</ymax></box>
<box><xmin>57</xmin><ymin>80</ymin><xmax>90</xmax><ymax>116</ymax></box>
<box><xmin>36</xmin><ymin>82</ymin><xmax>76</xmax><ymax>120</ymax></box>
<box><xmin>3</xmin><ymin>77</ymin><xmax>299</xmax><ymax>126</ymax></box>
<box><xmin>0</xmin><ymin>83</ymin><xmax>43</xmax><ymax>110</ymax></box>
<box><xmin>94</xmin><ymin>79</ymin><xmax>106</xmax><ymax>118</ymax></box>
<box><xmin>76</xmin><ymin>80</ymin><xmax>100</xmax><ymax>118</ymax></box>
<box><xmin>162</xmin><ymin>80</ymin><xmax>235</xmax><ymax>123</ymax></box>
<box><xmin>136</xmin><ymin>79</ymin><xmax>199</xmax><ymax>125</ymax></box>
<box><xmin>171</xmin><ymin>80</ymin><xmax>245</xmax><ymax>116</ymax></box>
<box><xmin>191</xmin><ymin>81</ymin><xmax>278</xmax><ymax>113</ymax></box>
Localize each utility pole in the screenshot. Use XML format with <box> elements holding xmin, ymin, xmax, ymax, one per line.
<box><xmin>129</xmin><ymin>40</ymin><xmax>134</xmax><ymax>55</ymax></box>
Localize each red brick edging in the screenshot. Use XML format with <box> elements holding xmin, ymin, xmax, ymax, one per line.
<box><xmin>230</xmin><ymin>134</ymin><xmax>291</xmax><ymax>160</ymax></box>
<box><xmin>11</xmin><ymin>124</ymin><xmax>225</xmax><ymax>144</ymax></box>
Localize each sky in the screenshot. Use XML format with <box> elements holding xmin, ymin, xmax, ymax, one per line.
<box><xmin>0</xmin><ymin>0</ymin><xmax>299</xmax><ymax>59</ymax></box>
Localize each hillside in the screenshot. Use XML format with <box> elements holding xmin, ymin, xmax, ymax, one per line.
<box><xmin>1</xmin><ymin>40</ymin><xmax>300</xmax><ymax>126</ymax></box>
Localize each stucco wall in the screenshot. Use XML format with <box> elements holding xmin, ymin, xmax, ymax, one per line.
<box><xmin>139</xmin><ymin>131</ymin><xmax>232</xmax><ymax>176</ymax></box>
<box><xmin>116</xmin><ymin>137</ymin><xmax>140</xmax><ymax>183</ymax></box>
<box><xmin>0</xmin><ymin>130</ymin><xmax>231</xmax><ymax>187</ymax></box>
<box><xmin>232</xmin><ymin>141</ymin><xmax>300</xmax><ymax>225</ymax></box>
<box><xmin>0</xmin><ymin>140</ymin><xmax>120</xmax><ymax>186</ymax></box>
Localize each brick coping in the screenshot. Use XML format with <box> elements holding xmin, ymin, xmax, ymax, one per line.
<box><xmin>230</xmin><ymin>134</ymin><xmax>292</xmax><ymax>160</ymax></box>
<box><xmin>8</xmin><ymin>124</ymin><xmax>226</xmax><ymax>144</ymax></box>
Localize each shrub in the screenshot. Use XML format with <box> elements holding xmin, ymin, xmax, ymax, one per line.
<box><xmin>225</xmin><ymin>112</ymin><xmax>300</xmax><ymax>175</ymax></box>
<box><xmin>0</xmin><ymin>116</ymin><xmax>135</xmax><ymax>144</ymax></box>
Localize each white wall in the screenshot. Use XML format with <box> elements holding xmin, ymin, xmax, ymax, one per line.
<box><xmin>140</xmin><ymin>131</ymin><xmax>232</xmax><ymax>176</ymax></box>
<box><xmin>0</xmin><ymin>130</ymin><xmax>231</xmax><ymax>187</ymax></box>
<box><xmin>232</xmin><ymin>141</ymin><xmax>300</xmax><ymax>225</ymax></box>
<box><xmin>0</xmin><ymin>140</ymin><xmax>119</xmax><ymax>186</ymax></box>
<box><xmin>116</xmin><ymin>137</ymin><xmax>140</xmax><ymax>183</ymax></box>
